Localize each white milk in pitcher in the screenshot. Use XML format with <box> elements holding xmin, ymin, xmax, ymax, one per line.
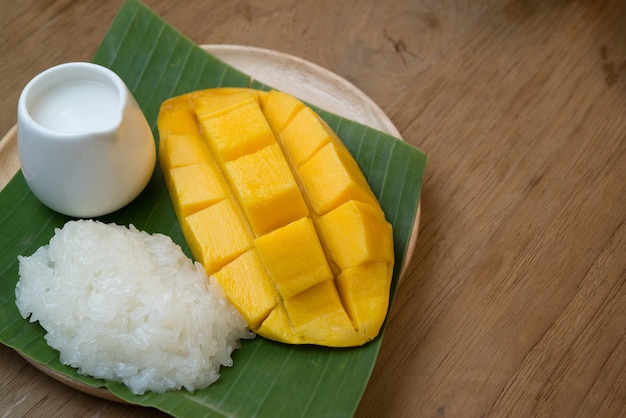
<box><xmin>30</xmin><ymin>80</ymin><xmax>120</xmax><ymax>134</ymax></box>
<box><xmin>18</xmin><ymin>62</ymin><xmax>156</xmax><ymax>217</ymax></box>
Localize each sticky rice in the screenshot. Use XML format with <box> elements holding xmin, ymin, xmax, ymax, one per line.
<box><xmin>15</xmin><ymin>219</ymin><xmax>253</xmax><ymax>395</ymax></box>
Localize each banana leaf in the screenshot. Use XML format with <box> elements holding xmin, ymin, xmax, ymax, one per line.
<box><xmin>0</xmin><ymin>0</ymin><xmax>427</xmax><ymax>416</ymax></box>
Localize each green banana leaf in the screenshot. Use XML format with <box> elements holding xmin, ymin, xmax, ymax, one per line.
<box><xmin>0</xmin><ymin>0</ymin><xmax>427</xmax><ymax>416</ymax></box>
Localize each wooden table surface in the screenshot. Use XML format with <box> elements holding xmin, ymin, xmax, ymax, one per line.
<box><xmin>1</xmin><ymin>0</ymin><xmax>624</xmax><ymax>417</ymax></box>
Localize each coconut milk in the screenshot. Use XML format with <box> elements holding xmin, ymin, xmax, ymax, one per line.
<box><xmin>30</xmin><ymin>80</ymin><xmax>119</xmax><ymax>135</ymax></box>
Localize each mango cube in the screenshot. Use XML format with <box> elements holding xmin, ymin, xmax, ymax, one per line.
<box><xmin>182</xmin><ymin>198</ymin><xmax>252</xmax><ymax>274</ymax></box>
<box><xmin>224</xmin><ymin>144</ymin><xmax>309</xmax><ymax>236</ymax></box>
<box><xmin>158</xmin><ymin>96</ymin><xmax>212</xmax><ymax>172</ymax></box>
<box><xmin>284</xmin><ymin>280</ymin><xmax>360</xmax><ymax>347</ymax></box>
<box><xmin>197</xmin><ymin>97</ymin><xmax>276</xmax><ymax>162</ymax></box>
<box><xmin>298</xmin><ymin>141</ymin><xmax>379</xmax><ymax>215</ymax></box>
<box><xmin>262</xmin><ymin>90</ymin><xmax>305</xmax><ymax>133</ymax></box>
<box><xmin>316</xmin><ymin>200</ymin><xmax>394</xmax><ymax>270</ymax></box>
<box><xmin>157</xmin><ymin>95</ymin><xmax>198</xmax><ymax>137</ymax></box>
<box><xmin>257</xmin><ymin>304</ymin><xmax>302</xmax><ymax>345</ymax></box>
<box><xmin>336</xmin><ymin>262</ymin><xmax>392</xmax><ymax>339</ymax></box>
<box><xmin>279</xmin><ymin>107</ymin><xmax>340</xmax><ymax>167</ymax></box>
<box><xmin>160</xmin><ymin>134</ymin><xmax>213</xmax><ymax>172</ymax></box>
<box><xmin>254</xmin><ymin>217</ymin><xmax>333</xmax><ymax>300</ymax></box>
<box><xmin>167</xmin><ymin>162</ymin><xmax>230</xmax><ymax>217</ymax></box>
<box><xmin>191</xmin><ymin>88</ymin><xmax>263</xmax><ymax>114</ymax></box>
<box><xmin>214</xmin><ymin>249</ymin><xmax>281</xmax><ymax>329</ymax></box>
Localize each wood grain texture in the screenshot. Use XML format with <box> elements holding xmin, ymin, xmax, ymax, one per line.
<box><xmin>0</xmin><ymin>0</ymin><xmax>624</xmax><ymax>417</ymax></box>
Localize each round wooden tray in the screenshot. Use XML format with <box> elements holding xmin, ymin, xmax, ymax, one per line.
<box><xmin>0</xmin><ymin>44</ymin><xmax>419</xmax><ymax>403</ymax></box>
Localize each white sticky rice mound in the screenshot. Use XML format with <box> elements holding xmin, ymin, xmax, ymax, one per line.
<box><xmin>15</xmin><ymin>219</ymin><xmax>253</xmax><ymax>395</ymax></box>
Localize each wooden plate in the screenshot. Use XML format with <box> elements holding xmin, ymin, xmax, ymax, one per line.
<box><xmin>0</xmin><ymin>44</ymin><xmax>419</xmax><ymax>403</ymax></box>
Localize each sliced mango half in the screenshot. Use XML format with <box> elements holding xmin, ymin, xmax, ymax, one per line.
<box><xmin>157</xmin><ymin>88</ymin><xmax>394</xmax><ymax>347</ymax></box>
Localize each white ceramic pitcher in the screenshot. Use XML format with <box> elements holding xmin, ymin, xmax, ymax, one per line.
<box><xmin>17</xmin><ymin>62</ymin><xmax>156</xmax><ymax>218</ymax></box>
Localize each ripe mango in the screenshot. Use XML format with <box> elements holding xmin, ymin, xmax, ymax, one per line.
<box><xmin>158</xmin><ymin>88</ymin><xmax>394</xmax><ymax>347</ymax></box>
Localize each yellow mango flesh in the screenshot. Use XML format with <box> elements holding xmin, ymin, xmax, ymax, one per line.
<box><xmin>337</xmin><ymin>262</ymin><xmax>392</xmax><ymax>339</ymax></box>
<box><xmin>316</xmin><ymin>200</ymin><xmax>394</xmax><ymax>270</ymax></box>
<box><xmin>298</xmin><ymin>141</ymin><xmax>380</xmax><ymax>215</ymax></box>
<box><xmin>214</xmin><ymin>249</ymin><xmax>280</xmax><ymax>329</ymax></box>
<box><xmin>278</xmin><ymin>106</ymin><xmax>340</xmax><ymax>167</ymax></box>
<box><xmin>157</xmin><ymin>97</ymin><xmax>212</xmax><ymax>175</ymax></box>
<box><xmin>182</xmin><ymin>198</ymin><xmax>252</xmax><ymax>274</ymax></box>
<box><xmin>199</xmin><ymin>97</ymin><xmax>276</xmax><ymax>162</ymax></box>
<box><xmin>263</xmin><ymin>90</ymin><xmax>305</xmax><ymax>134</ymax></box>
<box><xmin>284</xmin><ymin>279</ymin><xmax>360</xmax><ymax>347</ymax></box>
<box><xmin>158</xmin><ymin>88</ymin><xmax>394</xmax><ymax>347</ymax></box>
<box><xmin>256</xmin><ymin>304</ymin><xmax>302</xmax><ymax>344</ymax></box>
<box><xmin>224</xmin><ymin>144</ymin><xmax>309</xmax><ymax>236</ymax></box>
<box><xmin>168</xmin><ymin>162</ymin><xmax>229</xmax><ymax>217</ymax></box>
<box><xmin>254</xmin><ymin>217</ymin><xmax>333</xmax><ymax>300</ymax></box>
